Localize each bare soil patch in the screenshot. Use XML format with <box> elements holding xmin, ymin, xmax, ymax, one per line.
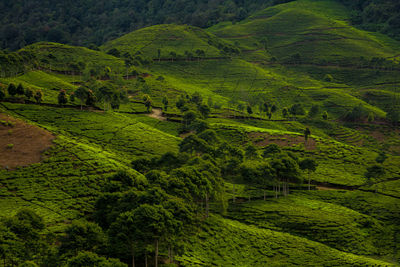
<box><xmin>147</xmin><ymin>108</ymin><xmax>166</xmax><ymax>121</ymax></box>
<box><xmin>249</xmin><ymin>132</ymin><xmax>316</xmax><ymax>150</ymax></box>
<box><xmin>0</xmin><ymin>113</ymin><xmax>55</xmax><ymax>170</ymax></box>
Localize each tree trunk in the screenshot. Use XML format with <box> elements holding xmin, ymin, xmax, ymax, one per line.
<box><xmin>132</xmin><ymin>249</ymin><xmax>135</xmax><ymax>267</ymax></box>
<box><xmin>264</xmin><ymin>189</ymin><xmax>266</xmax><ymax>201</ymax></box>
<box><xmin>308</xmin><ymin>172</ymin><xmax>311</xmax><ymax>191</ymax></box>
<box><xmin>233</xmin><ymin>183</ymin><xmax>236</xmax><ymax>203</ymax></box>
<box><xmin>155</xmin><ymin>239</ymin><xmax>159</xmax><ymax>267</ymax></box>
<box><xmin>145</xmin><ymin>252</ymin><xmax>148</xmax><ymax>267</ymax></box>
<box><xmin>168</xmin><ymin>245</ymin><xmax>172</xmax><ymax>263</ymax></box>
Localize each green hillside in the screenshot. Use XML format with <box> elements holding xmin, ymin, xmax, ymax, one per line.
<box><xmin>1</xmin><ymin>0</ymin><xmax>400</xmax><ymax>266</ymax></box>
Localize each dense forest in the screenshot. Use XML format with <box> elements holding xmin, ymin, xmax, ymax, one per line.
<box><xmin>0</xmin><ymin>0</ymin><xmax>292</xmax><ymax>50</ymax></box>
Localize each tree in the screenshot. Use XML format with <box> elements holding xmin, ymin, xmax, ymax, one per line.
<box><xmin>86</xmin><ymin>90</ymin><xmax>97</xmax><ymax>107</ymax></box>
<box><xmin>108</xmin><ymin>211</ymin><xmax>140</xmax><ymax>267</ymax></box>
<box><xmin>308</xmin><ymin>105</ymin><xmax>320</xmax><ymax>118</ymax></box>
<box><xmin>247</xmin><ymin>105</ymin><xmax>253</xmax><ymax>116</ymax></box>
<box><xmin>386</xmin><ymin>108</ymin><xmax>399</xmax><ymax>126</ymax></box>
<box><xmin>70</xmin><ymin>92</ymin><xmax>75</xmax><ymax>103</ymax></box>
<box><xmin>176</xmin><ymin>96</ymin><xmax>186</xmax><ymax>112</ymax></box>
<box><xmin>289</xmin><ymin>103</ymin><xmax>306</xmax><ymax>117</ymax></box>
<box><xmin>262</xmin><ymin>144</ymin><xmax>281</xmax><ymax>158</ymax></box>
<box><xmin>24</xmin><ymin>88</ymin><xmax>33</xmax><ymax>100</ymax></box>
<box><xmin>270</xmin><ymin>104</ymin><xmax>277</xmax><ymax>118</ymax></box>
<box><xmin>179</xmin><ymin>134</ymin><xmax>210</xmax><ymax>154</ymax></box>
<box><xmin>75</xmin><ymin>87</ymin><xmax>88</xmax><ymax>110</ymax></box>
<box><xmin>304</xmin><ymin>127</ymin><xmax>311</xmax><ymax>143</ymax></box>
<box><xmin>282</xmin><ymin>107</ymin><xmax>289</xmax><ymax>118</ymax></box>
<box><xmin>98</xmin><ymin>86</ymin><xmax>114</xmax><ymax>111</ymax></box>
<box><xmin>34</xmin><ymin>90</ymin><xmax>43</xmax><ymax>104</ymax></box>
<box><xmin>198</xmin><ymin>104</ymin><xmax>210</xmax><ymax>119</ymax></box>
<box><xmin>271</xmin><ymin>155</ymin><xmax>301</xmax><ymax>197</ymax></box>
<box><xmin>182</xmin><ymin>111</ymin><xmax>197</xmax><ymax>129</ymax></box>
<box><xmin>162</xmin><ymin>97</ymin><xmax>169</xmax><ymax>111</ymax></box>
<box><xmin>131</xmin><ymin>204</ymin><xmax>174</xmax><ymax>267</ymax></box>
<box><xmin>299</xmin><ymin>158</ymin><xmax>318</xmax><ymax>190</ymax></box>
<box><xmin>169</xmin><ymin>51</ymin><xmax>177</xmax><ymax>62</ymax></box>
<box><xmin>58</xmin><ymin>90</ymin><xmax>68</xmax><ymax>106</ymax></box>
<box><xmin>16</xmin><ymin>83</ymin><xmax>25</xmax><ymax>96</ymax></box>
<box><xmin>67</xmin><ymin>251</ymin><xmax>126</xmax><ymax>267</ymax></box>
<box><xmin>322</xmin><ymin>111</ymin><xmax>328</xmax><ymax>120</ymax></box>
<box><xmin>143</xmin><ymin>94</ymin><xmax>152</xmax><ymax>113</ymax></box>
<box><xmin>7</xmin><ymin>83</ymin><xmax>17</xmax><ymax>97</ymax></box>
<box><xmin>191</xmin><ymin>92</ymin><xmax>203</xmax><ymax>105</ymax></box>
<box><xmin>245</xmin><ymin>143</ymin><xmax>258</xmax><ymax>159</ymax></box>
<box><xmin>157</xmin><ymin>49</ymin><xmax>161</xmax><ymax>61</ymax></box>
<box><xmin>59</xmin><ymin>220</ymin><xmax>106</xmax><ymax>257</ymax></box>
<box><xmin>365</xmin><ymin>164</ymin><xmax>385</xmax><ymax>183</ymax></box>
<box><xmin>376</xmin><ymin>152</ymin><xmax>388</xmax><ymax>164</ymax></box>
<box><xmin>256</xmin><ymin>163</ymin><xmax>274</xmax><ymax>200</ymax></box>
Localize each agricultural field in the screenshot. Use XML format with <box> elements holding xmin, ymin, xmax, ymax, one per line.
<box><xmin>0</xmin><ymin>0</ymin><xmax>400</xmax><ymax>266</ymax></box>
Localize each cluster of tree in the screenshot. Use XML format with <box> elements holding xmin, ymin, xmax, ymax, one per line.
<box><xmin>0</xmin><ymin>209</ymin><xmax>127</xmax><ymax>266</ymax></box>
<box><xmin>0</xmin><ymin>50</ymin><xmax>35</xmax><ymax>77</ymax></box>
<box><xmin>364</xmin><ymin>151</ymin><xmax>388</xmax><ymax>185</ymax></box>
<box><xmin>176</xmin><ymin>92</ymin><xmax>211</xmax><ymax>132</ymax></box>
<box><xmin>0</xmin><ymin>83</ymin><xmax>43</xmax><ymax>103</ymax></box>
<box><xmin>339</xmin><ymin>0</ymin><xmax>400</xmax><ymax>40</ymax></box>
<box><xmin>0</xmin><ymin>0</ymin><xmax>288</xmax><ymax>50</ymax></box>
<box><xmin>96</xmin><ymin>153</ymin><xmax>224</xmax><ymax>267</ymax></box>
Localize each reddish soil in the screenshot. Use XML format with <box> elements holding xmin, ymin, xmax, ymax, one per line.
<box><xmin>249</xmin><ymin>132</ymin><xmax>316</xmax><ymax>150</ymax></box>
<box><xmin>0</xmin><ymin>113</ymin><xmax>55</xmax><ymax>170</ymax></box>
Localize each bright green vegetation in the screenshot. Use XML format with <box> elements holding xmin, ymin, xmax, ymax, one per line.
<box><xmin>2</xmin><ymin>103</ymin><xmax>180</xmax><ymax>160</ymax></box>
<box><xmin>179</xmin><ymin>215</ymin><xmax>396</xmax><ymax>266</ymax></box>
<box><xmin>101</xmin><ymin>24</ymin><xmax>234</xmax><ymax>59</ymax></box>
<box><xmin>1</xmin><ymin>0</ymin><xmax>400</xmax><ymax>266</ymax></box>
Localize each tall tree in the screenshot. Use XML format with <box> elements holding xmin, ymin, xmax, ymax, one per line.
<box><xmin>299</xmin><ymin>158</ymin><xmax>318</xmax><ymax>190</ymax></box>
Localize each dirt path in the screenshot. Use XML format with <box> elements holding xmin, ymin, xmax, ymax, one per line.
<box><xmin>147</xmin><ymin>108</ymin><xmax>166</xmax><ymax>121</ymax></box>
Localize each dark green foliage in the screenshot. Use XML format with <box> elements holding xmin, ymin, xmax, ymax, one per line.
<box><xmin>198</xmin><ymin>104</ymin><xmax>210</xmax><ymax>119</ymax></box>
<box><xmin>75</xmin><ymin>87</ymin><xmax>88</xmax><ymax>109</ymax></box>
<box><xmin>262</xmin><ymin>144</ymin><xmax>281</xmax><ymax>158</ymax></box>
<box><xmin>0</xmin><ymin>210</ymin><xmax>48</xmax><ymax>266</ymax></box>
<box><xmin>143</xmin><ymin>94</ymin><xmax>152</xmax><ymax>113</ymax></box>
<box><xmin>0</xmin><ymin>89</ymin><xmax>5</xmax><ymax>101</ymax></box>
<box><xmin>247</xmin><ymin>105</ymin><xmax>253</xmax><ymax>115</ymax></box>
<box><xmin>7</xmin><ymin>83</ymin><xmax>17</xmax><ymax>97</ymax></box>
<box><xmin>179</xmin><ymin>135</ymin><xmax>211</xmax><ymax>154</ymax></box>
<box><xmin>344</xmin><ymin>105</ymin><xmax>368</xmax><ymax>122</ymax></box>
<box><xmin>86</xmin><ymin>90</ymin><xmax>97</xmax><ymax>107</ymax></box>
<box><xmin>59</xmin><ymin>220</ymin><xmax>106</xmax><ymax>257</ymax></box>
<box><xmin>24</xmin><ymin>88</ymin><xmax>33</xmax><ymax>100</ymax></box>
<box><xmin>365</xmin><ymin>165</ymin><xmax>385</xmax><ymax>180</ymax></box>
<box><xmin>289</xmin><ymin>103</ymin><xmax>306</xmax><ymax>116</ymax></box>
<box><xmin>16</xmin><ymin>83</ymin><xmax>25</xmax><ymax>95</ymax></box>
<box><xmin>198</xmin><ymin>130</ymin><xmax>219</xmax><ymax>146</ymax></box>
<box><xmin>34</xmin><ymin>90</ymin><xmax>43</xmax><ymax>103</ymax></box>
<box><xmin>304</xmin><ymin>127</ymin><xmax>311</xmax><ymax>141</ymax></box>
<box><xmin>190</xmin><ymin>92</ymin><xmax>203</xmax><ymax>106</ymax></box>
<box><xmin>162</xmin><ymin>96</ymin><xmax>169</xmax><ymax>111</ymax></box>
<box><xmin>308</xmin><ymin>104</ymin><xmax>320</xmax><ymax>118</ymax></box>
<box><xmin>58</xmin><ymin>90</ymin><xmax>68</xmax><ymax>106</ymax></box>
<box><xmin>375</xmin><ymin>152</ymin><xmax>388</xmax><ymax>164</ymax></box>
<box><xmin>322</xmin><ymin>111</ymin><xmax>329</xmax><ymax>120</ymax></box>
<box><xmin>386</xmin><ymin>107</ymin><xmax>399</xmax><ymax>125</ymax></box>
<box><xmin>66</xmin><ymin>251</ymin><xmax>127</xmax><ymax>267</ymax></box>
<box><xmin>245</xmin><ymin>143</ymin><xmax>259</xmax><ymax>159</ymax></box>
